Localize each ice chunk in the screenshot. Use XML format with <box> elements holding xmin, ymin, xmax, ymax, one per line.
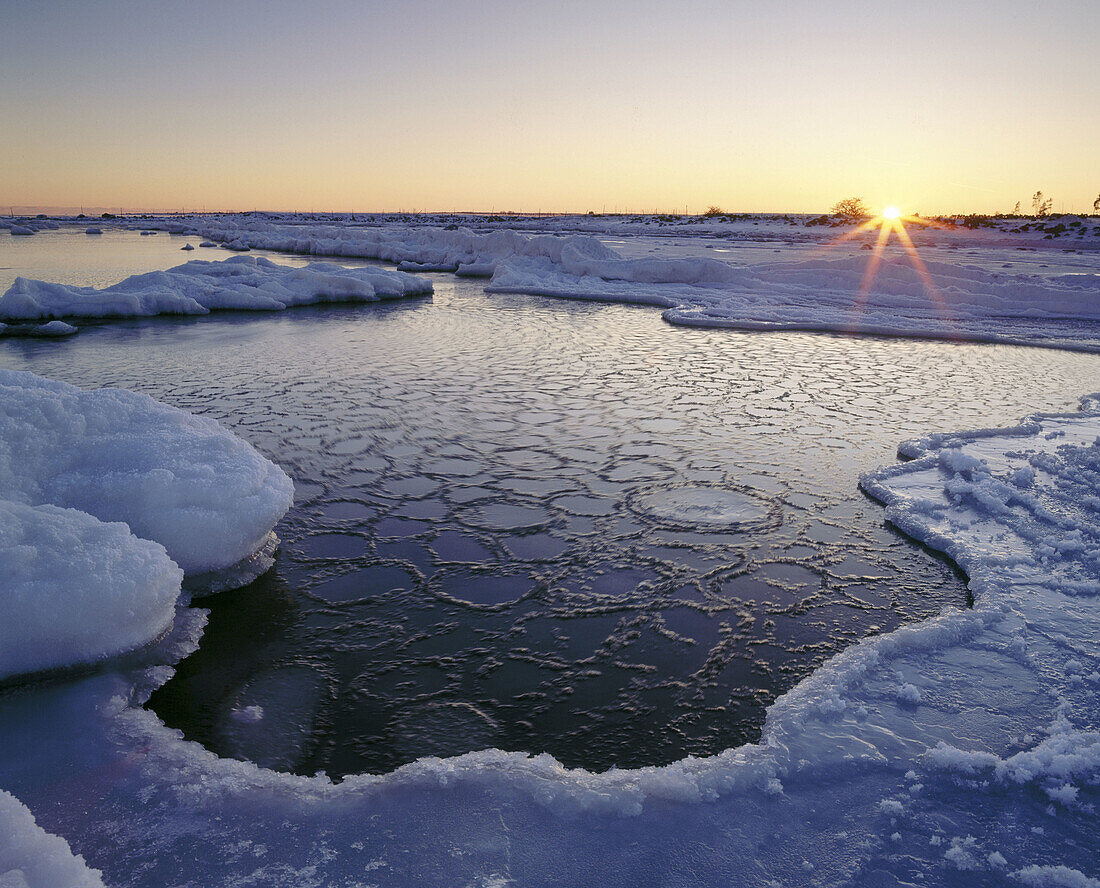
<box><xmin>0</xmin><ymin>790</ymin><xmax>104</xmax><ymax>888</ymax></box>
<box><xmin>1012</xmin><ymin>866</ymin><xmax>1100</xmax><ymax>887</ymax></box>
<box><xmin>0</xmin><ymin>370</ymin><xmax>293</xmax><ymax>575</ymax></box>
<box><xmin>631</xmin><ymin>484</ymin><xmax>773</xmax><ymax>529</ymax></box>
<box><xmin>0</xmin><ymin>500</ymin><xmax>181</xmax><ymax>680</ymax></box>
<box><xmin>0</xmin><ymin>255</ymin><xmax>432</xmax><ymax>322</ymax></box>
<box><xmin>0</xmin><ymin>321</ymin><xmax>78</xmax><ymax>339</ymax></box>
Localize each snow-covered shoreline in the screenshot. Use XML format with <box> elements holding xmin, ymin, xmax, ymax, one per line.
<box><xmin>52</xmin><ymin>214</ymin><xmax>1096</xmax><ymax>352</ymax></box>
<box><xmin>0</xmin><ymin>370</ymin><xmax>294</xmax><ymax>680</ymax></box>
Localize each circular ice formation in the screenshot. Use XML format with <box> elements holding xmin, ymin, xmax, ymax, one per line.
<box><xmin>631</xmin><ymin>484</ymin><xmax>775</xmax><ymax>530</ymax></box>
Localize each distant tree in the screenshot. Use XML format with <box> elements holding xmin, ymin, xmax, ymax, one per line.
<box><xmin>1032</xmin><ymin>191</ymin><xmax>1053</xmax><ymax>217</ymax></box>
<box><xmin>1093</xmin><ymin>194</ymin><xmax>1100</xmax><ymax>214</ymax></box>
<box><xmin>1012</xmin><ymin>201</ymin><xmax>1021</xmax><ymax>215</ymax></box>
<box><xmin>830</xmin><ymin>197</ymin><xmax>871</xmax><ymax>221</ymax></box>
<box><xmin>703</xmin><ymin>205</ymin><xmax>724</xmax><ymax>217</ymax></box>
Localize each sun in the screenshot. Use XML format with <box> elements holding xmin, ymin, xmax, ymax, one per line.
<box><xmin>882</xmin><ymin>206</ymin><xmax>901</xmax><ymax>220</ymax></box>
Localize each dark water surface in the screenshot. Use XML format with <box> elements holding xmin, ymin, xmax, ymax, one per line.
<box><xmin>4</xmin><ymin>235</ymin><xmax>1099</xmax><ymax>776</ymax></box>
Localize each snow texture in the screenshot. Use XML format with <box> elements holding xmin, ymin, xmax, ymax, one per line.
<box><xmin>0</xmin><ymin>790</ymin><xmax>104</xmax><ymax>888</ymax></box>
<box><xmin>0</xmin><ymin>500</ymin><xmax>181</xmax><ymax>680</ymax></box>
<box><xmin>138</xmin><ymin>217</ymin><xmax>1100</xmax><ymax>351</ymax></box>
<box><xmin>0</xmin><ymin>255</ymin><xmax>432</xmax><ymax>322</ymax></box>
<box><xmin>2</xmin><ymin>214</ymin><xmax>1100</xmax><ymax>885</ymax></box>
<box><xmin>0</xmin><ymin>369</ymin><xmax>294</xmax><ymax>576</ymax></box>
<box><xmin>488</xmin><ymin>248</ymin><xmax>1100</xmax><ymax>351</ymax></box>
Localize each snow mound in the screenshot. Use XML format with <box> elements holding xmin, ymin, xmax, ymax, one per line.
<box><xmin>168</xmin><ymin>219</ymin><xmax>629</xmax><ymax>279</ymax></box>
<box><xmin>489</xmin><ymin>250</ymin><xmax>1100</xmax><ymax>350</ymax></box>
<box><xmin>0</xmin><ymin>790</ymin><xmax>104</xmax><ymax>888</ymax></box>
<box><xmin>0</xmin><ymin>255</ymin><xmax>432</xmax><ymax>322</ymax></box>
<box><xmin>0</xmin><ymin>369</ymin><xmax>294</xmax><ymax>575</ymax></box>
<box><xmin>0</xmin><ymin>500</ymin><xmax>181</xmax><ymax>680</ymax></box>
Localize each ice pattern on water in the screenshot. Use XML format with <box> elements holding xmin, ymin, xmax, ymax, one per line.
<box><xmin>1</xmin><ymin>381</ymin><xmax>1098</xmax><ymax>887</ymax></box>
<box><xmin>133</xmin><ymin>284</ymin><xmax>1018</xmax><ymax>777</ymax></box>
<box><xmin>2</xmin><ymin>230</ymin><xmax>1100</xmax><ymax>885</ymax></box>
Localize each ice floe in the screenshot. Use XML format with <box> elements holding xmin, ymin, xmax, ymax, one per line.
<box><xmin>0</xmin><ymin>369</ymin><xmax>294</xmax><ymax>575</ymax></box>
<box><xmin>0</xmin><ymin>321</ymin><xmax>78</xmax><ymax>339</ymax></box>
<box><xmin>0</xmin><ymin>255</ymin><xmax>432</xmax><ymax>322</ymax></box>
<box><xmin>134</xmin><ymin>218</ymin><xmax>1100</xmax><ymax>350</ymax></box>
<box><xmin>489</xmin><ymin>249</ymin><xmax>1100</xmax><ymax>351</ymax></box>
<box><xmin>0</xmin><ymin>500</ymin><xmax>181</xmax><ymax>681</ymax></box>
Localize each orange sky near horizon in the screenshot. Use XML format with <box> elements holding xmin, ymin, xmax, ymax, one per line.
<box><xmin>2</xmin><ymin>1</ymin><xmax>1098</xmax><ymax>216</ymax></box>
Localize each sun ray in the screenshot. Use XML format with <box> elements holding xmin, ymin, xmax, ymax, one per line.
<box><xmin>893</xmin><ymin>221</ymin><xmax>955</xmax><ymax>327</ymax></box>
<box><xmin>805</xmin><ymin>217</ymin><xmax>881</xmax><ymax>259</ymax></box>
<box><xmin>856</xmin><ymin>217</ymin><xmax>893</xmax><ymax>300</ymax></box>
<box><xmin>812</xmin><ymin>207</ymin><xmax>958</xmax><ymax>337</ymax></box>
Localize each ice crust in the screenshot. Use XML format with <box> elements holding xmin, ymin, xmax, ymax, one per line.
<box><xmin>1</xmin><ymin>394</ymin><xmax>1098</xmax><ymax>885</ymax></box>
<box><xmin>0</xmin><ymin>369</ymin><xmax>294</xmax><ymax>575</ymax></box>
<box><xmin>488</xmin><ymin>250</ymin><xmax>1100</xmax><ymax>350</ymax></box>
<box><xmin>0</xmin><ymin>255</ymin><xmax>432</xmax><ymax>321</ymax></box>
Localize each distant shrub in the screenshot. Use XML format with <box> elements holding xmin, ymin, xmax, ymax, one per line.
<box><xmin>830</xmin><ymin>197</ymin><xmax>871</xmax><ymax>221</ymax></box>
<box><xmin>702</xmin><ymin>206</ymin><xmax>725</xmax><ymax>217</ymax></box>
<box><xmin>1032</xmin><ymin>191</ymin><xmax>1053</xmax><ymax>217</ymax></box>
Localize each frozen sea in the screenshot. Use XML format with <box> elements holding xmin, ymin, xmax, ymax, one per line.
<box><xmin>1</xmin><ymin>218</ymin><xmax>1099</xmax><ymax>887</ymax></box>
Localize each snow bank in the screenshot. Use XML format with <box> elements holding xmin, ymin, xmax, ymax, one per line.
<box><xmin>0</xmin><ymin>790</ymin><xmax>104</xmax><ymax>888</ymax></box>
<box><xmin>147</xmin><ymin>218</ymin><xmax>1100</xmax><ymax>350</ymax></box>
<box><xmin>489</xmin><ymin>249</ymin><xmax>1100</xmax><ymax>351</ymax></box>
<box><xmin>0</xmin><ymin>369</ymin><xmax>294</xmax><ymax>575</ymax></box>
<box><xmin>180</xmin><ymin>218</ymin><xmax>625</xmax><ymax>279</ymax></box>
<box><xmin>0</xmin><ymin>501</ymin><xmax>180</xmax><ymax>680</ymax></box>
<box><xmin>0</xmin><ymin>255</ymin><xmax>432</xmax><ymax>322</ymax></box>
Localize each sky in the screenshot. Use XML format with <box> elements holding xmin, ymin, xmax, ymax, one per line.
<box><xmin>1</xmin><ymin>0</ymin><xmax>1097</xmax><ymax>215</ymax></box>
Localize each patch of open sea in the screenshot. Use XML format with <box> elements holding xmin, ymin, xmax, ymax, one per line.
<box><xmin>3</xmin><ymin>227</ymin><xmax>1098</xmax><ymax>775</ymax></box>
